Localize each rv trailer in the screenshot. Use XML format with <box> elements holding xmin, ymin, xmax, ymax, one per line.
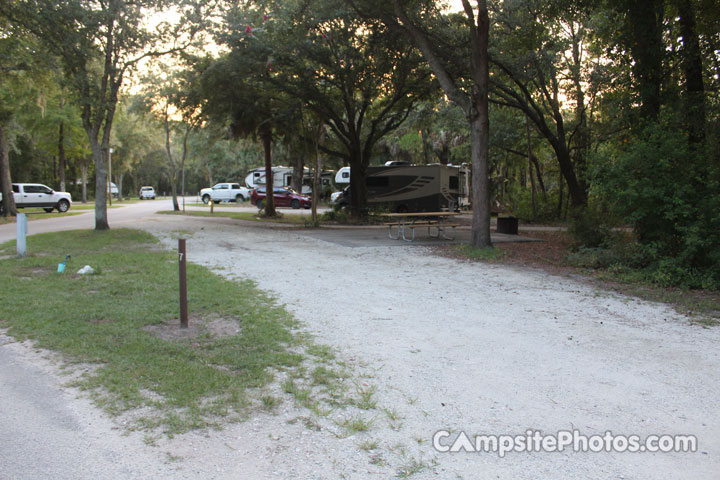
<box><xmin>245</xmin><ymin>167</ymin><xmax>334</xmax><ymax>194</ymax></box>
<box><xmin>336</xmin><ymin>164</ymin><xmax>463</xmax><ymax>213</ymax></box>
<box><xmin>335</xmin><ymin>166</ymin><xmax>350</xmax><ymax>185</ymax></box>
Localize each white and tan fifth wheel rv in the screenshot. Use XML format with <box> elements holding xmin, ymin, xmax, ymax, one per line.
<box><xmin>336</xmin><ymin>164</ymin><xmax>467</xmax><ymax>213</ymax></box>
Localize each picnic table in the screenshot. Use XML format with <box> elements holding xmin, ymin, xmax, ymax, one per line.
<box><xmin>382</xmin><ymin>212</ymin><xmax>463</xmax><ymax>242</ymax></box>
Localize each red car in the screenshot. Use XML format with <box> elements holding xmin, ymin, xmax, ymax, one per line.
<box><xmin>251</xmin><ymin>187</ymin><xmax>312</xmax><ymax>210</ymax></box>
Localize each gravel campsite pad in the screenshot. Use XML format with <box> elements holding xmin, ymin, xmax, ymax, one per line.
<box><xmin>3</xmin><ymin>213</ymin><xmax>719</xmax><ymax>479</ymax></box>
<box><xmin>139</xmin><ymin>216</ymin><xmax>719</xmax><ymax>479</ymax></box>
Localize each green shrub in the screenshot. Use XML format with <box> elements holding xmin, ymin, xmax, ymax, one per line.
<box><xmin>591</xmin><ymin>111</ymin><xmax>720</xmax><ymax>290</ymax></box>
<box><xmin>511</xmin><ymin>189</ymin><xmax>561</xmax><ymax>222</ymax></box>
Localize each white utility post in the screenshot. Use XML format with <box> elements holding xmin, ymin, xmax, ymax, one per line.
<box><xmin>16</xmin><ymin>213</ymin><xmax>27</xmax><ymax>257</ymax></box>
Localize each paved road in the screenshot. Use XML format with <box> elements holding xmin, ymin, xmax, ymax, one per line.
<box><xmin>0</xmin><ymin>198</ymin><xmax>334</xmax><ymax>245</ymax></box>
<box><xmin>0</xmin><ymin>335</ymin><xmax>179</xmax><ymax>480</ymax></box>
<box><xmin>0</xmin><ymin>199</ymin><xmax>538</xmax><ymax>249</ymax></box>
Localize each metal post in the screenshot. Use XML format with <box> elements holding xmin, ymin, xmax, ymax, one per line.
<box><xmin>16</xmin><ymin>213</ymin><xmax>27</xmax><ymax>257</ymax></box>
<box><xmin>178</xmin><ymin>239</ymin><xmax>188</xmax><ymax>328</ymax></box>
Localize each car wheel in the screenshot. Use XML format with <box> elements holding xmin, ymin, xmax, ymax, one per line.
<box><xmin>44</xmin><ymin>208</ymin><xmax>54</xmax><ymax>213</ymax></box>
<box><xmin>256</xmin><ymin>199</ymin><xmax>264</xmax><ymax>210</ymax></box>
<box><xmin>202</xmin><ymin>194</ymin><xmax>210</xmax><ymax>204</ymax></box>
<box><xmin>291</xmin><ymin>199</ymin><xmax>300</xmax><ymax>209</ymax></box>
<box><xmin>57</xmin><ymin>199</ymin><xmax>70</xmax><ymax>213</ymax></box>
<box><xmin>236</xmin><ymin>194</ymin><xmax>245</xmax><ymax>202</ymax></box>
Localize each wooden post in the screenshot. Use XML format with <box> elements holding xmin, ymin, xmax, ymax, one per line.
<box><xmin>178</xmin><ymin>239</ymin><xmax>188</xmax><ymax>328</ymax></box>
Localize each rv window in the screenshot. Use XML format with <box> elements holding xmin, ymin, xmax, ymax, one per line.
<box><xmin>450</xmin><ymin>176</ymin><xmax>459</xmax><ymax>189</ymax></box>
<box><xmin>366</xmin><ymin>177</ymin><xmax>389</xmax><ymax>188</ymax></box>
<box><xmin>342</xmin><ymin>172</ymin><xmax>349</xmax><ymax>178</ymax></box>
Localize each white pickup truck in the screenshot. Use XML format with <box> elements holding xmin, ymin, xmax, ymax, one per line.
<box><xmin>0</xmin><ymin>183</ymin><xmax>72</xmax><ymax>214</ymax></box>
<box><xmin>199</xmin><ymin>182</ymin><xmax>250</xmax><ymax>204</ymax></box>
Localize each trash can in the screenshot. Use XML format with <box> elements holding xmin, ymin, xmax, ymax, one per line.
<box><xmin>496</xmin><ymin>216</ymin><xmax>518</xmax><ymax>235</ymax></box>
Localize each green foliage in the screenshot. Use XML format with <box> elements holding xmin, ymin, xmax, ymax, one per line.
<box><xmin>591</xmin><ymin>112</ymin><xmax>720</xmax><ymax>289</ymax></box>
<box><xmin>320</xmin><ymin>206</ymin><xmax>352</xmax><ymax>224</ymax></box>
<box><xmin>567</xmin><ymin>203</ymin><xmax>621</xmax><ymax>249</ymax></box>
<box><xmin>511</xmin><ymin>189</ymin><xmax>560</xmax><ymax>223</ymax></box>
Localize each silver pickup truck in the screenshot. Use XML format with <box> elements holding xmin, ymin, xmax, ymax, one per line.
<box><xmin>0</xmin><ymin>183</ymin><xmax>72</xmax><ymax>214</ymax></box>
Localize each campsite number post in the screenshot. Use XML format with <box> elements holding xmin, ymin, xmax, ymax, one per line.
<box><xmin>178</xmin><ymin>239</ymin><xmax>188</xmax><ymax>328</ymax></box>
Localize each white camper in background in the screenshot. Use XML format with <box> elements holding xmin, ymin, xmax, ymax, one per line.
<box><xmin>245</xmin><ymin>166</ymin><xmax>335</xmax><ymax>194</ymax></box>
<box><xmin>245</xmin><ymin>166</ymin><xmax>294</xmax><ymax>191</ymax></box>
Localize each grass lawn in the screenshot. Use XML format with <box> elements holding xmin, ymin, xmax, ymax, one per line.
<box><xmin>0</xmin><ymin>229</ymin><xmax>304</xmax><ymax>435</ymax></box>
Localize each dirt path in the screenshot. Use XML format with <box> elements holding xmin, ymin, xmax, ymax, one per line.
<box><xmin>2</xmin><ymin>211</ymin><xmax>718</xmax><ymax>479</ymax></box>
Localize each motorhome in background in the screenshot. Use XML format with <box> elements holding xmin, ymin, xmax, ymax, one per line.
<box><xmin>336</xmin><ymin>164</ymin><xmax>464</xmax><ymax>212</ymax></box>
<box><xmin>245</xmin><ymin>166</ymin><xmax>335</xmax><ymax>195</ymax></box>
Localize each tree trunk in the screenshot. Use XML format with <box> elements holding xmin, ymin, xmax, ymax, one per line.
<box><xmin>469</xmin><ymin>103</ymin><xmax>491</xmax><ymax>247</ymax></box>
<box><xmin>311</xmin><ymin>126</ymin><xmax>325</xmax><ymax>227</ymax></box>
<box><xmin>163</xmin><ymin>109</ymin><xmax>180</xmax><ymax>212</ymax></box>
<box><xmin>420</xmin><ymin>128</ymin><xmax>431</xmax><ymax>164</ymax></box>
<box><xmin>530</xmin><ymin>155</ymin><xmax>547</xmax><ymax>195</ymax></box>
<box><xmin>170</xmin><ymin>171</ymin><xmax>179</xmax><ymax>211</ymax></box>
<box><xmin>58</xmin><ymin>121</ymin><xmax>66</xmax><ymax>192</ymax></box>
<box><xmin>260</xmin><ymin>124</ymin><xmax>276</xmax><ymax>216</ymax></box>
<box><xmin>624</xmin><ymin>0</ymin><xmax>665</xmax><ymax>120</ymax></box>
<box><xmin>676</xmin><ymin>0</ymin><xmax>706</xmax><ymax>145</ymax></box>
<box><xmin>290</xmin><ymin>154</ymin><xmax>304</xmax><ymax>192</ymax></box>
<box><xmin>0</xmin><ymin>124</ymin><xmax>18</xmax><ymax>216</ymax></box>
<box><xmin>469</xmin><ymin>1</ymin><xmax>491</xmax><ymax>248</ymax></box>
<box><xmin>348</xmin><ymin>150</ymin><xmax>368</xmax><ymax>218</ymax></box>
<box><xmin>527</xmin><ymin>117</ymin><xmax>536</xmax><ymax>220</ymax></box>
<box><xmin>207</xmin><ymin>164</ymin><xmax>214</xmax><ymax>187</ymax></box>
<box><xmin>117</xmin><ymin>172</ymin><xmax>124</xmax><ymax>201</ymax></box>
<box><xmin>568</xmin><ymin>22</ymin><xmax>589</xmax><ymax>193</ymax></box>
<box><xmin>81</xmin><ymin>160</ymin><xmax>88</xmax><ymax>203</ymax></box>
<box><xmin>90</xmin><ymin>138</ymin><xmax>109</xmax><ymax>230</ymax></box>
<box><xmin>557</xmin><ymin>170</ymin><xmax>564</xmax><ymax>218</ymax></box>
<box><xmin>435</xmin><ymin>142</ymin><xmax>450</xmax><ymax>165</ymax></box>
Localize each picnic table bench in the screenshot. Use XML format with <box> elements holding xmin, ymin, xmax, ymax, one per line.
<box><xmin>382</xmin><ymin>212</ymin><xmax>463</xmax><ymax>242</ymax></box>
